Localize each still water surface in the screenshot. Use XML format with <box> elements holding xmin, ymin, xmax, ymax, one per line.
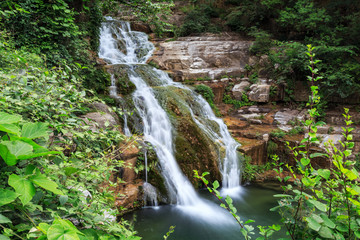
<box><xmin>127</xmin><ymin>184</ymin><xmax>283</xmax><ymax>240</ymax></box>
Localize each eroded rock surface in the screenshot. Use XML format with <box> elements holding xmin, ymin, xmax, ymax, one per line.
<box><xmin>149</xmin><ymin>34</ymin><xmax>253</xmax><ymax>81</ymax></box>
<box><xmin>248</xmin><ymin>83</ymin><xmax>271</xmax><ymax>103</ymax></box>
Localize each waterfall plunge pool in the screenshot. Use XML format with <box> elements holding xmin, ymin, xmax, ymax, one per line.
<box><xmin>125</xmin><ymin>184</ymin><xmax>284</xmax><ymax>240</ymax></box>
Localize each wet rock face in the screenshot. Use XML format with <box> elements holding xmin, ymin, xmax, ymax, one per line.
<box><xmin>149</xmin><ymin>34</ymin><xmax>253</xmax><ymax>81</ymax></box>
<box><xmin>154</xmin><ymin>86</ymin><xmax>222</xmax><ymax>184</ymax></box>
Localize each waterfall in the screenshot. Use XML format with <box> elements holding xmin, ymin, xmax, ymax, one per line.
<box><xmin>109</xmin><ymin>74</ymin><xmax>131</xmax><ymax>136</ymax></box>
<box><xmin>99</xmin><ymin>17</ymin><xmax>242</xmax><ymax>216</ymax></box>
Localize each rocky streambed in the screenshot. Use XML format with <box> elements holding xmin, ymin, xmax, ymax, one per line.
<box><xmin>147</xmin><ymin>33</ymin><xmax>360</xmax><ymax>182</ymax></box>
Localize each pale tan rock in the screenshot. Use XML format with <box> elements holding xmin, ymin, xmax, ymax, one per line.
<box><xmin>150</xmin><ymin>34</ymin><xmax>253</xmax><ymax>81</ymax></box>
<box><xmin>232</xmin><ymin>81</ymin><xmax>251</xmax><ymax>100</ymax></box>
<box><xmin>248</xmin><ymin>84</ymin><xmax>271</xmax><ymax>102</ymax></box>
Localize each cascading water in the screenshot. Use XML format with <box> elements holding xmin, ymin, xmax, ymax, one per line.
<box><xmin>99</xmin><ymin>17</ymin><xmax>242</xmax><ymax>221</ymax></box>
<box><xmin>109</xmin><ymin>74</ymin><xmax>131</xmax><ymax>136</ymax></box>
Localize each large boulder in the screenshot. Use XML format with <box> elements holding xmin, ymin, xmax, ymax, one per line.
<box><xmin>232</xmin><ymin>80</ymin><xmax>251</xmax><ymax>100</ymax></box>
<box><xmin>81</xmin><ymin>102</ymin><xmax>121</xmax><ymax>132</ymax></box>
<box><xmin>154</xmin><ymin>86</ymin><xmax>222</xmax><ymax>184</ymax></box>
<box><xmin>248</xmin><ymin>83</ymin><xmax>271</xmax><ymax>102</ymax></box>
<box><xmin>149</xmin><ymin>33</ymin><xmax>253</xmax><ymax>81</ymax></box>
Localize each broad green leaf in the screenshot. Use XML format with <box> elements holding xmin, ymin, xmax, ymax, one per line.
<box><xmin>272</xmin><ymin>225</ymin><xmax>281</xmax><ymax>231</ymax></box>
<box><xmin>308</xmin><ymin>199</ymin><xmax>327</xmax><ymax>212</ymax></box>
<box><xmin>318</xmin><ymin>226</ymin><xmax>333</xmax><ymax>239</ymax></box>
<box><xmin>64</xmin><ymin>167</ymin><xmax>78</xmax><ymax>176</ymax></box>
<box><xmin>47</xmin><ymin>218</ymin><xmax>82</xmax><ymax>240</ymax></box>
<box><xmin>309</xmin><ymin>132</ymin><xmax>316</xmax><ymax>139</ymax></box>
<box><xmin>225</xmin><ymin>195</ymin><xmax>233</xmax><ymax>206</ymax></box>
<box><xmin>1</xmin><ymin>140</ymin><xmax>33</xmax><ymax>157</ymax></box>
<box><xmin>320</xmin><ymin>214</ymin><xmax>336</xmax><ymax>229</ymax></box>
<box><xmin>245</xmin><ymin>219</ymin><xmax>255</xmax><ymax>224</ymax></box>
<box><xmin>25</xmin><ymin>164</ymin><xmax>36</xmax><ymax>175</ymax></box>
<box><xmin>337</xmin><ymin>223</ymin><xmax>349</xmax><ymax>232</ymax></box>
<box><xmin>79</xmin><ymin>229</ymin><xmax>98</xmax><ymax>240</ymax></box>
<box><xmin>0</xmin><ymin>214</ymin><xmax>11</xmax><ymax>224</ymax></box>
<box><xmin>0</xmin><ymin>189</ymin><xmax>19</xmax><ymax>206</ymax></box>
<box><xmin>47</xmin><ymin>225</ymin><xmax>80</xmax><ymax>240</ymax></box>
<box><xmin>38</xmin><ymin>223</ymin><xmax>50</xmax><ymax>234</ymax></box>
<box><xmin>213</xmin><ymin>180</ymin><xmax>219</xmax><ymax>190</ymax></box>
<box><xmin>21</xmin><ymin>122</ymin><xmax>48</xmax><ymax>139</ymax></box>
<box><xmin>333</xmin><ymin>232</ymin><xmax>345</xmax><ymax>240</ymax></box>
<box><xmin>59</xmin><ymin>195</ymin><xmax>68</xmax><ymax>206</ymax></box>
<box><xmin>318</xmin><ymin>169</ymin><xmax>331</xmax><ymax>180</ymax></box>
<box><xmin>0</xmin><ymin>234</ymin><xmax>10</xmax><ymax>240</ymax></box>
<box><xmin>350</xmin><ymin>186</ymin><xmax>360</xmax><ymax>195</ymax></box>
<box><xmin>310</xmin><ymin>153</ymin><xmax>327</xmax><ymax>158</ymax></box>
<box><xmin>306</xmin><ymin>216</ymin><xmax>321</xmax><ymax>231</ymax></box>
<box><xmin>344</xmin><ymin>169</ymin><xmax>358</xmax><ymax>181</ymax></box>
<box><xmin>0</xmin><ymin>124</ymin><xmax>21</xmax><ymax>135</ymax></box>
<box><xmin>302</xmin><ymin>177</ymin><xmax>314</xmax><ymax>187</ymax></box>
<box><xmin>18</xmin><ymin>151</ymin><xmax>60</xmax><ymax>160</ymax></box>
<box><xmin>0</xmin><ymin>112</ymin><xmax>22</xmax><ymax>124</ymax></box>
<box><xmin>10</xmin><ymin>136</ymin><xmax>48</xmax><ymax>153</ymax></box>
<box><xmin>202</xmin><ymin>172</ymin><xmax>209</xmax><ymax>177</ymax></box>
<box><xmin>273</xmin><ymin>194</ymin><xmax>292</xmax><ymax>198</ymax></box>
<box><xmin>8</xmin><ymin>174</ymin><xmax>36</xmax><ymax>205</ymax></box>
<box><xmin>30</xmin><ymin>170</ymin><xmax>63</xmax><ymax>195</ymax></box>
<box><xmin>349</xmin><ymin>198</ymin><xmax>360</xmax><ymax>207</ymax></box>
<box><xmin>0</xmin><ymin>144</ymin><xmax>17</xmax><ymax>166</ymax></box>
<box><xmin>301</xmin><ymin>157</ymin><xmax>310</xmax><ymax>166</ymax></box>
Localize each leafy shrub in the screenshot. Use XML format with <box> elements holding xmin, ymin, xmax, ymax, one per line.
<box><xmin>277</xmin><ymin>0</ymin><xmax>330</xmax><ymax>36</ymax></box>
<box><xmin>0</xmin><ymin>46</ymin><xmax>139</xmax><ymax>239</ymax></box>
<box><xmin>270</xmin><ymin>129</ymin><xmax>286</xmax><ymax>138</ymax></box>
<box><xmin>194</xmin><ymin>84</ymin><xmax>221</xmax><ymax>116</ymax></box>
<box><xmin>288</xmin><ymin>126</ymin><xmax>304</xmax><ymax>135</ymax></box>
<box><xmin>180</xmin><ymin>4</ymin><xmax>221</xmax><ymax>36</ymax></box>
<box><xmin>195</xmin><ymin>84</ymin><xmax>215</xmax><ymax>103</ymax></box>
<box><xmin>249</xmin><ymin>28</ymin><xmax>273</xmax><ymax>56</ymax></box>
<box><xmin>223</xmin><ymin>94</ymin><xmax>253</xmax><ymax>109</ymax></box>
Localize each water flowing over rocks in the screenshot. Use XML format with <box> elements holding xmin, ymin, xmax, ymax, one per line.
<box><xmin>99</xmin><ymin>18</ymin><xmax>243</xmax><ymax>216</ymax></box>
<box><xmin>97</xmin><ymin>16</ymin><xmax>360</xmax><ymax>212</ymax></box>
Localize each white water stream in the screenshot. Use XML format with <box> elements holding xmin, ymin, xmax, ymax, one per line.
<box><xmin>99</xmin><ymin>17</ymin><xmax>242</xmax><ymax>221</ymax></box>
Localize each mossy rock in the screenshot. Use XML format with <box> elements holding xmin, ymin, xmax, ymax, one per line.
<box><xmin>137</xmin><ymin>143</ymin><xmax>169</xmax><ymax>203</ymax></box>
<box><xmin>132</xmin><ymin>65</ymin><xmax>169</xmax><ymax>87</ymax></box>
<box><xmin>107</xmin><ymin>64</ymin><xmax>136</xmax><ymax>95</ymax></box>
<box><xmin>153</xmin><ymin>86</ymin><xmax>222</xmax><ymax>185</ymax></box>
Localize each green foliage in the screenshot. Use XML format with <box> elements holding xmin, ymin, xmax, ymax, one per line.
<box><xmin>242</xmin><ymin>156</ymin><xmax>271</xmax><ymax>182</ymax></box>
<box><xmin>277</xmin><ymin>0</ymin><xmax>330</xmax><ymax>35</ymax></box>
<box><xmin>0</xmin><ymin>0</ymin><xmax>110</xmax><ymax>94</ymax></box>
<box><xmin>219</xmin><ymin>0</ymin><xmax>360</xmax><ymax>100</ymax></box>
<box><xmin>267</xmin><ymin>140</ymin><xmax>278</xmax><ymax>157</ymax></box>
<box><xmin>180</xmin><ymin>4</ymin><xmax>221</xmax><ymax>36</ymax></box>
<box><xmin>223</xmin><ymin>94</ymin><xmax>253</xmax><ymax>109</ymax></box>
<box><xmin>225</xmin><ymin>1</ymin><xmax>267</xmax><ymax>33</ymax></box>
<box><xmin>119</xmin><ymin>0</ymin><xmax>174</xmax><ymax>37</ymax></box>
<box><xmin>270</xmin><ymin>45</ymin><xmax>360</xmax><ymax>240</ymax></box>
<box><xmin>1</xmin><ymin>0</ymin><xmax>80</xmax><ymax>65</ymax></box>
<box><xmin>163</xmin><ymin>225</ymin><xmax>175</xmax><ymax>240</ymax></box>
<box><xmin>0</xmin><ymin>45</ymin><xmax>139</xmax><ymax>239</ymax></box>
<box><xmin>194</xmin><ymin>84</ymin><xmax>221</xmax><ymax>116</ymax></box>
<box><xmin>195</xmin><ymin>84</ymin><xmax>215</xmax><ymax>104</ymax></box>
<box><xmin>249</xmin><ymin>28</ymin><xmax>273</xmax><ymax>56</ymax></box>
